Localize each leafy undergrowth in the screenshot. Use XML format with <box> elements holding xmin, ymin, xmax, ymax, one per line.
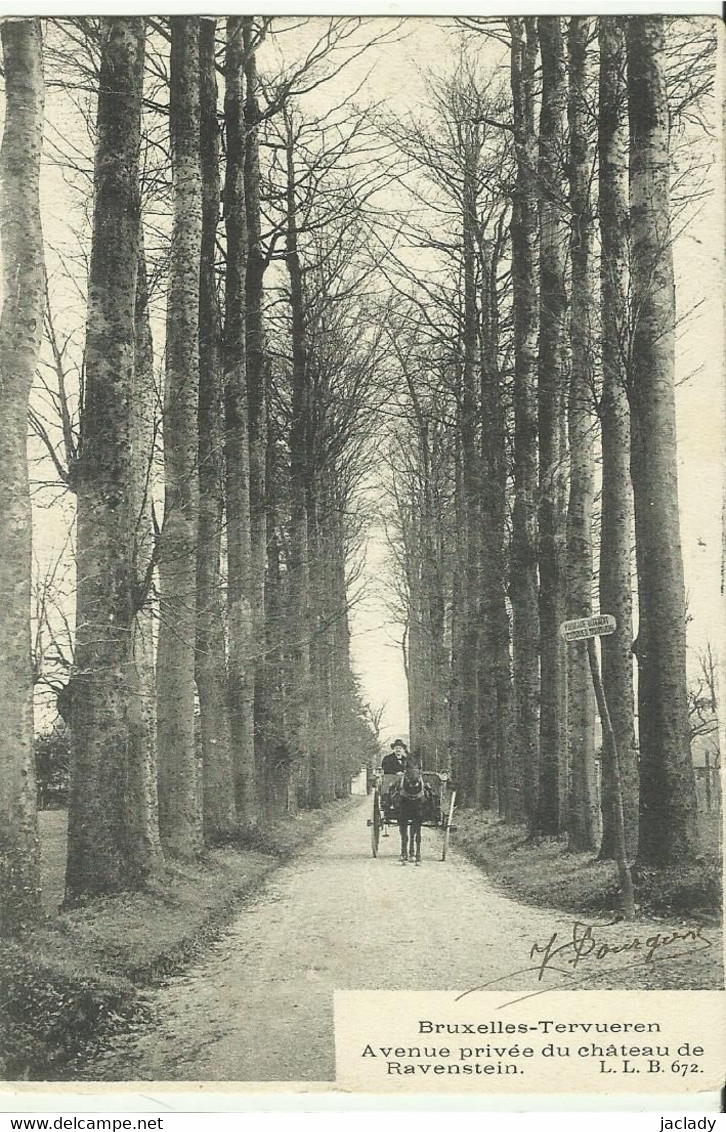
<box><xmin>454</xmin><ymin>809</ymin><xmax>722</xmax><ymax>921</ymax></box>
<box><xmin>237</xmin><ymin>797</ymin><xmax>358</xmax><ymax>858</ymax></box>
<box><xmin>0</xmin><ymin>798</ymin><xmax>357</xmax><ymax>1082</ymax></box>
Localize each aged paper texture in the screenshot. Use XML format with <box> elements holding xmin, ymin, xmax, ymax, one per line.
<box><xmin>0</xmin><ymin>7</ymin><xmax>723</xmax><ymax>1109</ymax></box>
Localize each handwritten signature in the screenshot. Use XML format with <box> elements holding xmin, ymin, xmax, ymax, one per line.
<box><xmin>455</xmin><ymin>920</ymin><xmax>713</xmax><ymax>1003</ymax></box>
<box><xmin>529</xmin><ymin>920</ymin><xmax>712</xmax><ymax>979</ymax></box>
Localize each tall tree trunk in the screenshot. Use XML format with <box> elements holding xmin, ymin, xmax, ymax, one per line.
<box><xmin>536</xmin><ymin>16</ymin><xmax>569</xmax><ymax>837</ymax></box>
<box><xmin>307</xmin><ymin>482</ymin><xmax>333</xmax><ymax>804</ymax></box>
<box><xmin>479</xmin><ymin>234</ymin><xmax>514</xmax><ymax>818</ymax></box>
<box><xmin>508</xmin><ymin>16</ymin><xmax>540</xmax><ymax>828</ymax></box>
<box><xmin>423</xmin><ymin>447</ymin><xmax>448</xmax><ymax>773</ymax></box>
<box><xmin>329</xmin><ymin>483</ymin><xmax>353</xmax><ymax>786</ymax></box>
<box><xmin>67</xmin><ymin>18</ymin><xmax>164</xmax><ymax>898</ymax></box>
<box><xmin>197</xmin><ymin>17</ymin><xmax>236</xmax><ymax>842</ymax></box>
<box><xmin>401</xmin><ymin>487</ymin><xmax>424</xmax><ymax>763</ymax></box>
<box><xmin>243</xmin><ymin>18</ymin><xmax>268</xmax><ymax>793</ymax></box>
<box><xmin>566</xmin><ymin>16</ymin><xmax>599</xmax><ymax>852</ymax></box>
<box><xmin>449</xmin><ymin>416</ymin><xmax>465</xmax><ymax>786</ymax></box>
<box><xmin>626</xmin><ymin>16</ymin><xmax>699</xmax><ymax>866</ymax></box>
<box><xmin>598</xmin><ymin>16</ymin><xmax>638</xmax><ymax>861</ymax></box>
<box><xmin>409</xmin><ymin>599</ymin><xmax>426</xmax><ymax>764</ymax></box>
<box><xmin>401</xmin><ymin>380</ymin><xmax>442</xmax><ymax>772</ymax></box>
<box><xmin>130</xmin><ymin>235</ymin><xmax>163</xmax><ymax>868</ymax></box>
<box><xmin>224</xmin><ymin>17</ymin><xmax>258</xmax><ymax>826</ymax></box>
<box><xmin>265</xmin><ymin>424</ymin><xmax>293</xmax><ymax>814</ymax></box>
<box><xmin>410</xmin><ymin>511</ymin><xmax>428</xmax><ymax>769</ymax></box>
<box><xmin>157</xmin><ymin>16</ymin><xmax>204</xmax><ymax>859</ymax></box>
<box><xmin>320</xmin><ymin>475</ymin><xmax>339</xmax><ymax>800</ymax></box>
<box><xmin>0</xmin><ymin>17</ymin><xmax>44</xmax><ymax>933</ymax></box>
<box><xmin>428</xmin><ymin>470</ymin><xmax>449</xmax><ymax>773</ymax></box>
<box><xmin>284</xmin><ymin>109</ymin><xmax>313</xmax><ymax>806</ymax></box>
<box><xmin>460</xmin><ymin>131</ymin><xmax>482</xmax><ymax>806</ymax></box>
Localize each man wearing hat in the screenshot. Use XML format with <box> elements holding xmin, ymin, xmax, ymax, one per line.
<box><xmin>381</xmin><ymin>739</ymin><xmax>409</xmax><ymax>775</ymax></box>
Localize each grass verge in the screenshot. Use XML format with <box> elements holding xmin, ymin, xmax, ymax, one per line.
<box><xmin>0</xmin><ymin>798</ymin><xmax>358</xmax><ymax>1081</ymax></box>
<box><xmin>454</xmin><ymin>809</ymin><xmax>721</xmax><ymax>921</ymax></box>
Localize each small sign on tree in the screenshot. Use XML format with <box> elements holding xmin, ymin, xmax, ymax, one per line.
<box><xmin>560</xmin><ymin>613</ymin><xmax>616</xmax><ymax>641</ymax></box>
<box><xmin>560</xmin><ymin>611</ymin><xmax>635</xmax><ymax>921</ymax></box>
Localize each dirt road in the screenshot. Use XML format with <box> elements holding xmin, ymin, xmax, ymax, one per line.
<box><xmin>89</xmin><ymin>798</ymin><xmax>721</xmax><ymax>1082</ymax></box>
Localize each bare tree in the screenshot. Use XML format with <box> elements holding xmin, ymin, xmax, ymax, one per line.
<box><xmin>157</xmin><ymin>16</ymin><xmax>204</xmax><ymax>859</ymax></box>
<box><xmin>224</xmin><ymin>16</ymin><xmax>258</xmax><ymax>826</ymax></box>
<box><xmin>535</xmin><ymin>16</ymin><xmax>568</xmax><ymax>837</ymax></box>
<box><xmin>626</xmin><ymin>16</ymin><xmax>699</xmax><ymax>865</ymax></box>
<box><xmin>130</xmin><ymin>236</ymin><xmax>163</xmax><ymax>869</ymax></box>
<box><xmin>688</xmin><ymin>642</ymin><xmax>720</xmax><ymax>741</ymax></box>
<box><xmin>598</xmin><ymin>16</ymin><xmax>638</xmax><ymax>861</ymax></box>
<box><xmin>508</xmin><ymin>16</ymin><xmax>541</xmax><ymax>828</ymax></box>
<box><xmin>565</xmin><ymin>17</ymin><xmax>598</xmax><ymax>852</ymax></box>
<box><xmin>66</xmin><ymin>18</ymin><xmax>164</xmax><ymax>900</ymax></box>
<box><xmin>244</xmin><ymin>17</ymin><xmax>269</xmax><ymax>781</ymax></box>
<box><xmin>478</xmin><ymin>227</ymin><xmax>513</xmax><ymax>817</ymax></box>
<box><xmin>0</xmin><ymin>17</ymin><xmax>45</xmax><ymax>933</ymax></box>
<box><xmin>196</xmin><ymin>17</ymin><xmax>236</xmax><ymax>843</ymax></box>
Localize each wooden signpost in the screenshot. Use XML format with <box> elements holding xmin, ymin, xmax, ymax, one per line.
<box><xmin>560</xmin><ymin>613</ymin><xmax>635</xmax><ymax>921</ymax></box>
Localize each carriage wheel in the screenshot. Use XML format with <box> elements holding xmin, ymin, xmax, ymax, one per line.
<box><xmin>441</xmin><ymin>790</ymin><xmax>456</xmax><ymax>861</ymax></box>
<box><xmin>371</xmin><ymin>794</ymin><xmax>382</xmax><ymax>857</ymax></box>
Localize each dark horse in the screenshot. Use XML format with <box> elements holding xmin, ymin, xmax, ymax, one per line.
<box><xmin>397</xmin><ymin>767</ymin><xmax>426</xmax><ymax>865</ymax></box>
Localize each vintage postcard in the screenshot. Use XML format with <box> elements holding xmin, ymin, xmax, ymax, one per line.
<box><xmin>0</xmin><ymin>8</ymin><xmax>723</xmax><ymax>1109</ymax></box>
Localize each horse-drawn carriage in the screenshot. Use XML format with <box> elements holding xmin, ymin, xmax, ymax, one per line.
<box><xmin>367</xmin><ymin>769</ymin><xmax>457</xmax><ymax>861</ymax></box>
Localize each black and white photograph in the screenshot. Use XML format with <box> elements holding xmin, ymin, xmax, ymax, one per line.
<box><xmin>0</xmin><ymin>10</ymin><xmax>723</xmax><ymax>1091</ymax></box>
